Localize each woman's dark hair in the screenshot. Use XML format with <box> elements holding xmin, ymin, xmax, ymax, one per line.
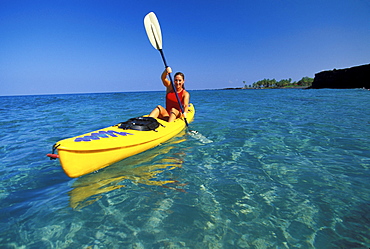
<box><xmin>174</xmin><ymin>72</ymin><xmax>185</xmax><ymax>80</ymax></box>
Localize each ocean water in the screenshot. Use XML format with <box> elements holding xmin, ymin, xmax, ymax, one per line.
<box><xmin>0</xmin><ymin>89</ymin><xmax>369</xmax><ymax>248</ymax></box>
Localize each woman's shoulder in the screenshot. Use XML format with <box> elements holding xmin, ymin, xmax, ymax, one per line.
<box><xmin>182</xmin><ymin>89</ymin><xmax>190</xmax><ymax>99</ymax></box>
<box><xmin>166</xmin><ymin>86</ymin><xmax>173</xmax><ymax>93</ymax></box>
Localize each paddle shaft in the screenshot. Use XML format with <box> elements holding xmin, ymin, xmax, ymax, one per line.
<box><xmin>158</xmin><ymin>49</ymin><xmax>189</xmax><ymax>127</ymax></box>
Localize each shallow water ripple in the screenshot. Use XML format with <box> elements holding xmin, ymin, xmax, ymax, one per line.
<box><xmin>0</xmin><ymin>89</ymin><xmax>369</xmax><ymax>248</ymax></box>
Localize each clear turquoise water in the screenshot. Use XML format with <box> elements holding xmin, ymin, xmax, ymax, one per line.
<box><xmin>0</xmin><ymin>89</ymin><xmax>369</xmax><ymax>248</ymax></box>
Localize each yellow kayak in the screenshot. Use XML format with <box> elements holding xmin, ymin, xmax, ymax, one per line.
<box><xmin>48</xmin><ymin>104</ymin><xmax>195</xmax><ymax>178</ymax></box>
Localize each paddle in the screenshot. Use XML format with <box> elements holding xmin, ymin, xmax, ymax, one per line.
<box><xmin>144</xmin><ymin>12</ymin><xmax>189</xmax><ymax>127</ymax></box>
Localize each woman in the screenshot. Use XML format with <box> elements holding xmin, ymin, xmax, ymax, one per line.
<box><xmin>149</xmin><ymin>67</ymin><xmax>190</xmax><ymax>122</ymax></box>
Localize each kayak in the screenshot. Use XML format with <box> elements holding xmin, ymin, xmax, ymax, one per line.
<box><xmin>47</xmin><ymin>103</ymin><xmax>195</xmax><ymax>178</ymax></box>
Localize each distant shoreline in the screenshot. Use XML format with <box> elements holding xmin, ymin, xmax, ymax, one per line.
<box><xmin>221</xmin><ymin>86</ymin><xmax>308</xmax><ymax>90</ymax></box>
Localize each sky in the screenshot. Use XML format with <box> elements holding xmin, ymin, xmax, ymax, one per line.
<box><xmin>1</xmin><ymin>0</ymin><xmax>369</xmax><ymax>96</ymax></box>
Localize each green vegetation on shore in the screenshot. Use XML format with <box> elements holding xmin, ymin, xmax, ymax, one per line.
<box><xmin>243</xmin><ymin>77</ymin><xmax>313</xmax><ymax>89</ymax></box>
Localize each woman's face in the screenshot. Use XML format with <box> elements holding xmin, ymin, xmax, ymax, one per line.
<box><xmin>174</xmin><ymin>75</ymin><xmax>184</xmax><ymax>91</ymax></box>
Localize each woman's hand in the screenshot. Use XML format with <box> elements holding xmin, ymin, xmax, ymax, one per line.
<box><xmin>166</xmin><ymin>67</ymin><xmax>172</xmax><ymax>74</ymax></box>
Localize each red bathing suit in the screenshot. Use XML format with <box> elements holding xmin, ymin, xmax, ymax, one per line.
<box><xmin>166</xmin><ymin>89</ymin><xmax>184</xmax><ymax>113</ymax></box>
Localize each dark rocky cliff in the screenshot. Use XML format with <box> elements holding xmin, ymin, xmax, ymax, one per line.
<box><xmin>310</xmin><ymin>64</ymin><xmax>370</xmax><ymax>89</ymax></box>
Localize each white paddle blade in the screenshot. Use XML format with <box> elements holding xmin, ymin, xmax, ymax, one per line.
<box><xmin>144</xmin><ymin>12</ymin><xmax>162</xmax><ymax>50</ymax></box>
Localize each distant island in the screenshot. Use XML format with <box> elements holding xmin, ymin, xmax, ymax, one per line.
<box><xmin>245</xmin><ymin>77</ymin><xmax>313</xmax><ymax>89</ymax></box>
<box><xmin>222</xmin><ymin>77</ymin><xmax>313</xmax><ymax>90</ymax></box>
<box><xmin>226</xmin><ymin>63</ymin><xmax>369</xmax><ymax>90</ymax></box>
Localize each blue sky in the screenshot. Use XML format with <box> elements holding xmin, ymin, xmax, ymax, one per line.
<box><xmin>1</xmin><ymin>0</ymin><xmax>369</xmax><ymax>95</ymax></box>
